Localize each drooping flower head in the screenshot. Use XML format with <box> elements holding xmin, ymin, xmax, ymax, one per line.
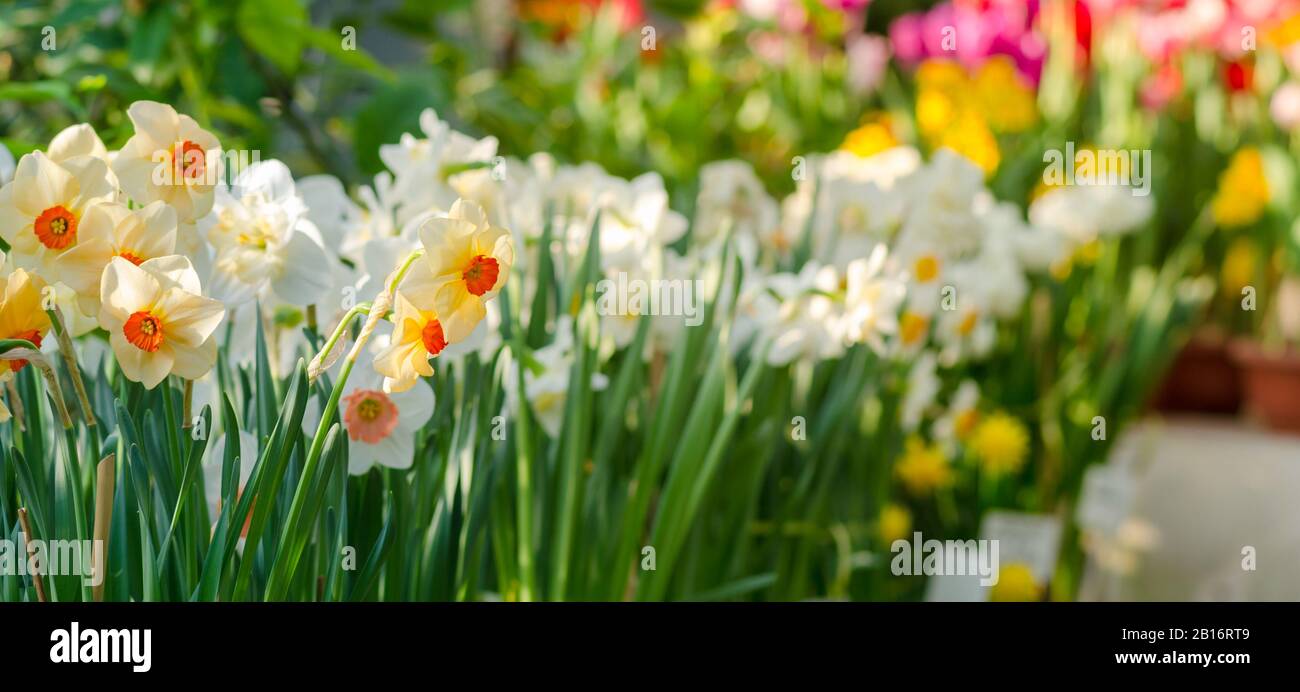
<box><xmin>318</xmin><ymin>366</ymin><xmax>435</xmax><ymax>475</ymax></box>
<box><xmin>373</xmin><ymin>279</ymin><xmax>450</xmax><ymax>393</ymax></box>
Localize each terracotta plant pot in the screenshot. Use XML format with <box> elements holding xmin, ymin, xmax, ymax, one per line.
<box><xmin>1152</xmin><ymin>331</ymin><xmax>1242</xmax><ymax>415</ymax></box>
<box><xmin>1229</xmin><ymin>340</ymin><xmax>1300</xmax><ymax>434</ymax></box>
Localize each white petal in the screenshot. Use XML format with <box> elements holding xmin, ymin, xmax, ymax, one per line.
<box><xmin>270</xmin><ymin>230</ymin><xmax>333</xmax><ymax>305</ymax></box>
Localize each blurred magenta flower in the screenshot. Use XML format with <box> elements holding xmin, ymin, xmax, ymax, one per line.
<box><xmin>889</xmin><ymin>1</ymin><xmax>1047</xmax><ymax>86</ymax></box>
<box><xmin>822</xmin><ymin>0</ymin><xmax>872</xmax><ymax>11</ymax></box>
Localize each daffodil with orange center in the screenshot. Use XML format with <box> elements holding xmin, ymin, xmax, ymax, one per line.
<box><xmin>111</xmin><ymin>101</ymin><xmax>222</xmax><ymax>224</ymax></box>
<box><xmin>98</xmin><ymin>256</ymin><xmax>226</xmax><ymax>389</ymax></box>
<box><xmin>0</xmin><ymin>269</ymin><xmax>53</xmax><ymax>376</ymax></box>
<box><xmin>0</xmin><ymin>150</ymin><xmax>115</xmax><ymax>270</ymax></box>
<box><xmin>373</xmin><ymin>283</ymin><xmax>451</xmax><ymax>393</ymax></box>
<box><xmin>417</xmin><ymin>199</ymin><xmax>514</xmax><ymax>341</ymax></box>
<box><xmin>55</xmin><ymin>201</ymin><xmax>178</xmax><ymax>318</ymax></box>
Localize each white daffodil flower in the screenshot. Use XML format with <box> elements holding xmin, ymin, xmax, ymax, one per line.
<box><xmin>204</xmin><ymin>160</ymin><xmax>332</xmax><ymax>306</ymax></box>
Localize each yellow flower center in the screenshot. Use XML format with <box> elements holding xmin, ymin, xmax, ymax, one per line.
<box><xmin>913</xmin><ymin>255</ymin><xmax>940</xmax><ymax>283</ymax></box>
<box><xmin>958</xmin><ymin>310</ymin><xmax>979</xmax><ymax>337</ymax></box>
<box><xmin>900</xmin><ymin>312</ymin><xmax>928</xmax><ymax>345</ymax></box>
<box><xmin>357</xmin><ymin>397</ymin><xmax>383</xmax><ymax>422</ymax></box>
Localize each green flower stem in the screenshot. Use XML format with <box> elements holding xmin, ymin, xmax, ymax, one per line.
<box><xmin>309</xmin><ymin>303</ymin><xmax>372</xmax><ymax>377</ymax></box>
<box><xmin>62</xmin><ymin>425</ymin><xmax>89</xmax><ymax>601</ymax></box>
<box><xmin>266</xmin><ymin>250</ymin><xmax>424</xmax><ymax>598</ymax></box>
<box><xmin>47</xmin><ymin>306</ymin><xmax>96</xmax><ymax>427</ymax></box>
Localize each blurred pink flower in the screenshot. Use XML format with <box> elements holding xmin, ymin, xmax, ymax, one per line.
<box><xmin>1140</xmin><ymin>62</ymin><xmax>1183</xmax><ymax>111</ymax></box>
<box><xmin>889</xmin><ymin>1</ymin><xmax>1045</xmax><ymax>86</ymax></box>
<box><xmin>846</xmin><ymin>33</ymin><xmax>890</xmax><ymax>94</ymax></box>
<box><xmin>1098</xmin><ymin>0</ymin><xmax>1300</xmax><ymax>62</ymax></box>
<box><xmin>1271</xmin><ymin>81</ymin><xmax>1300</xmax><ymax>130</ymax></box>
<box><xmin>822</xmin><ymin>0</ymin><xmax>872</xmax><ymax>11</ymax></box>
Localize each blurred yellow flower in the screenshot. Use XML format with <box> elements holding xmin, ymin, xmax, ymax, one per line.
<box><xmin>991</xmin><ymin>562</ymin><xmax>1042</xmax><ymax>602</ymax></box>
<box><xmin>936</xmin><ymin>119</ymin><xmax>1000</xmax><ymax>176</ymax></box>
<box><xmin>1049</xmin><ymin>256</ymin><xmax>1073</xmax><ymax>281</ymax></box>
<box><xmin>913</xmin><ymin>58</ymin><xmax>1021</xmax><ymax>176</ymax></box>
<box><xmin>915</xmin><ymin>60</ymin><xmax>968</xmax><ymax>94</ymax></box>
<box><xmin>970</xmin><ymin>410</ymin><xmax>1029</xmax><ymax>475</ymax></box>
<box><xmin>916</xmin><ymin>84</ymin><xmax>964</xmax><ymax>142</ymax></box>
<box><xmin>974</xmin><ymin>57</ymin><xmax>1038</xmax><ymax>134</ymax></box>
<box><xmin>1073</xmin><ymin>238</ymin><xmax>1103</xmax><ymax>266</ymax></box>
<box><xmin>840</xmin><ymin>114</ymin><xmax>899</xmax><ymax>159</ymax></box>
<box><xmin>1265</xmin><ymin>14</ymin><xmax>1300</xmax><ymax>47</ymax></box>
<box><xmin>1221</xmin><ymin>236</ymin><xmax>1257</xmax><ymax>293</ymax></box>
<box><xmin>878</xmin><ymin>503</ymin><xmax>912</xmax><ymax>544</ymax></box>
<box><xmin>895</xmin><ymin>435</ymin><xmax>952</xmax><ymax>495</ymax></box>
<box><xmin>1211</xmin><ymin>148</ymin><xmax>1269</xmax><ymax>227</ymax></box>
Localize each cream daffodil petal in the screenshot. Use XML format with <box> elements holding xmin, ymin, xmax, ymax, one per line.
<box><xmin>48</xmin><ymin>124</ymin><xmax>108</xmax><ymax>162</ymax></box>
<box><xmin>12</xmin><ymin>151</ymin><xmax>77</xmax><ymax>215</ymax></box>
<box><xmin>168</xmin><ymin>338</ymin><xmax>218</xmax><ymax>380</ymax></box>
<box><xmin>60</xmin><ymin>155</ymin><xmax>116</xmax><ymax>202</ymax></box>
<box><xmin>110</xmin><ymin>328</ymin><xmax>173</xmax><ymax>389</ymax></box>
<box><xmin>434</xmin><ymin>283</ymin><xmax>486</xmax><ymax>343</ymax></box>
<box><xmin>139</xmin><ymin>255</ymin><xmax>203</xmax><ymax>295</ymax></box>
<box><xmin>127</xmin><ymin>101</ymin><xmax>179</xmax><ymax>142</ymax></box>
<box><xmin>100</xmin><ymin>257</ymin><xmax>162</xmax><ymax>324</ymax></box>
<box><xmin>152</xmin><ymin>288</ymin><xmax>225</xmax><ymax>347</ymax></box>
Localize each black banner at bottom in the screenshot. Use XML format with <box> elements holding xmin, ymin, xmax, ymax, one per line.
<box><xmin>0</xmin><ymin>602</ymin><xmax>1287</xmax><ymax>676</ymax></box>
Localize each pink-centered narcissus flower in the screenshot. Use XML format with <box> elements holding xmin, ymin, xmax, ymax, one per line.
<box><xmin>417</xmin><ymin>199</ymin><xmax>514</xmax><ymax>341</ymax></box>
<box><xmin>309</xmin><ymin>364</ymin><xmax>435</xmax><ymax>475</ymax></box>
<box><xmin>98</xmin><ymin>256</ymin><xmax>226</xmax><ymax>388</ymax></box>
<box><xmin>0</xmin><ymin>150</ymin><xmax>116</xmax><ymax>269</ymax></box>
<box><xmin>111</xmin><ymin>101</ymin><xmax>222</xmax><ymax>224</ymax></box>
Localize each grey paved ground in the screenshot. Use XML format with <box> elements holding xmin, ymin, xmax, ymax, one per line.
<box><xmin>1080</xmin><ymin>416</ymin><xmax>1300</xmax><ymax>601</ymax></box>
